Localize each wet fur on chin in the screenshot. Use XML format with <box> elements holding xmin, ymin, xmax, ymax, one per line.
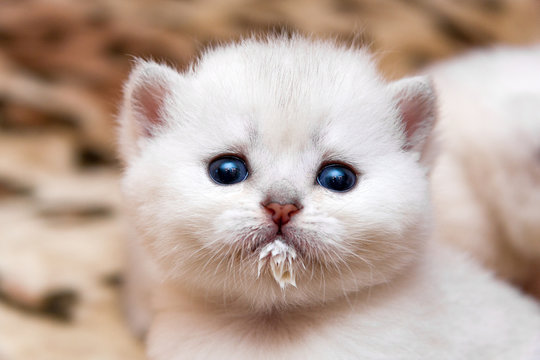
<box><xmin>118</xmin><ymin>36</ymin><xmax>540</xmax><ymax>359</ymax></box>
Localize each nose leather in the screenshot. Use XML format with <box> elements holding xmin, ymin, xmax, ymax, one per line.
<box><xmin>264</xmin><ymin>203</ymin><xmax>299</xmax><ymax>226</ymax></box>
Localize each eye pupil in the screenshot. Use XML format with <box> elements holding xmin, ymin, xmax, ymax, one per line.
<box><xmin>209</xmin><ymin>156</ymin><xmax>248</xmax><ymax>185</ymax></box>
<box><xmin>317</xmin><ymin>164</ymin><xmax>356</xmax><ymax>192</ymax></box>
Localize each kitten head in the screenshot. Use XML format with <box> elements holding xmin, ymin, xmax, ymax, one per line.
<box><xmin>118</xmin><ymin>37</ymin><xmax>436</xmax><ymax>311</ymax></box>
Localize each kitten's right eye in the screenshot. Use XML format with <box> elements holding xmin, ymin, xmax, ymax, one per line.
<box><xmin>208</xmin><ymin>156</ymin><xmax>249</xmax><ymax>185</ymax></box>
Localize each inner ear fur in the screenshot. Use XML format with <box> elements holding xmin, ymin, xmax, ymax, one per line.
<box><xmin>117</xmin><ymin>60</ymin><xmax>181</xmax><ymax>162</ymax></box>
<box><xmin>390</xmin><ymin>76</ymin><xmax>437</xmax><ymax>154</ymax></box>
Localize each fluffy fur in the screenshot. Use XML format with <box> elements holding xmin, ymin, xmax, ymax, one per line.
<box><xmin>118</xmin><ymin>37</ymin><xmax>540</xmax><ymax>359</ymax></box>
<box><xmin>426</xmin><ymin>45</ymin><xmax>540</xmax><ymax>296</ymax></box>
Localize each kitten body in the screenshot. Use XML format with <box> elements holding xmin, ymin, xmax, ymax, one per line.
<box><xmin>148</xmin><ymin>245</ymin><xmax>540</xmax><ymax>360</ymax></box>
<box><xmin>426</xmin><ymin>45</ymin><xmax>540</xmax><ymax>295</ymax></box>
<box><xmin>118</xmin><ymin>37</ymin><xmax>540</xmax><ymax>359</ymax></box>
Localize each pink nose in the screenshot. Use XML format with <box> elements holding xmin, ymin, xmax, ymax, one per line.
<box><xmin>264</xmin><ymin>203</ymin><xmax>299</xmax><ymax>226</ymax></box>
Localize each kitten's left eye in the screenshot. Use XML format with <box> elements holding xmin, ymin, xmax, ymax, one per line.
<box><xmin>317</xmin><ymin>164</ymin><xmax>356</xmax><ymax>192</ymax></box>
<box><xmin>208</xmin><ymin>156</ymin><xmax>249</xmax><ymax>185</ymax></box>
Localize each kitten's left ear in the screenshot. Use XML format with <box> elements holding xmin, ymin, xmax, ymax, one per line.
<box><xmin>389</xmin><ymin>76</ymin><xmax>437</xmax><ymax>154</ymax></box>
<box><xmin>117</xmin><ymin>60</ymin><xmax>182</xmax><ymax>162</ymax></box>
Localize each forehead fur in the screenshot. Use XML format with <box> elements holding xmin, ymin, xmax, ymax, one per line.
<box><xmin>166</xmin><ymin>37</ymin><xmax>403</xmax><ymax>164</ymax></box>
<box><xmin>195</xmin><ymin>37</ymin><xmax>382</xmax><ymax>102</ymax></box>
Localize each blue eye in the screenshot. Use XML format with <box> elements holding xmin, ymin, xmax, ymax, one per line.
<box><xmin>208</xmin><ymin>156</ymin><xmax>248</xmax><ymax>185</ymax></box>
<box><xmin>317</xmin><ymin>164</ymin><xmax>356</xmax><ymax>192</ymax></box>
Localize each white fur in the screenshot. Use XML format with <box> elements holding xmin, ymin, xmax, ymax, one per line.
<box><xmin>118</xmin><ymin>37</ymin><xmax>540</xmax><ymax>359</ymax></box>
<box><xmin>426</xmin><ymin>45</ymin><xmax>540</xmax><ymax>294</ymax></box>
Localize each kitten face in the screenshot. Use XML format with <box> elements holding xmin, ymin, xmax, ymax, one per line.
<box><xmin>119</xmin><ymin>38</ymin><xmax>435</xmax><ymax>310</ymax></box>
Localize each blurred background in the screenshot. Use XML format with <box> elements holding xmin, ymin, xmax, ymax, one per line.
<box><xmin>0</xmin><ymin>0</ymin><xmax>539</xmax><ymax>359</ymax></box>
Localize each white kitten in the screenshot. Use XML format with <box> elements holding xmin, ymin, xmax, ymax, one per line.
<box><xmin>118</xmin><ymin>37</ymin><xmax>540</xmax><ymax>359</ymax></box>
<box><xmin>426</xmin><ymin>45</ymin><xmax>540</xmax><ymax>296</ymax></box>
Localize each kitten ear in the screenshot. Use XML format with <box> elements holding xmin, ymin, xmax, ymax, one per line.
<box><xmin>389</xmin><ymin>76</ymin><xmax>437</xmax><ymax>153</ymax></box>
<box><xmin>118</xmin><ymin>60</ymin><xmax>181</xmax><ymax>161</ymax></box>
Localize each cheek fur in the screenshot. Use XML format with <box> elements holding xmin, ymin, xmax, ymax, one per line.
<box><xmin>211</xmin><ymin>207</ymin><xmax>275</xmax><ymax>249</ymax></box>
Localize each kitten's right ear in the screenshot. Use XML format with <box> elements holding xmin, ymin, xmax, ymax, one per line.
<box><xmin>117</xmin><ymin>60</ymin><xmax>182</xmax><ymax>162</ymax></box>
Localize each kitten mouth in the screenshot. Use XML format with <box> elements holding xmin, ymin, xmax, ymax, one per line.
<box><xmin>257</xmin><ymin>238</ymin><xmax>297</xmax><ymax>289</ymax></box>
